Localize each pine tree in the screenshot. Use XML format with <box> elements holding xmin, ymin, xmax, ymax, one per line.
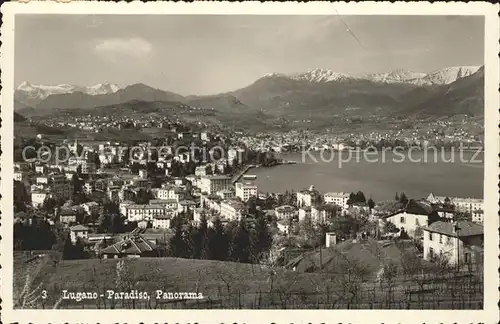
<box><xmin>251</xmin><ymin>214</ymin><xmax>272</xmax><ymax>263</ymax></box>
<box><xmin>74</xmin><ymin>237</ymin><xmax>86</xmax><ymax>259</ymax></box>
<box><xmin>169</xmin><ymin>221</ymin><xmax>186</xmax><ymax>257</ymax></box>
<box><xmin>232</xmin><ymin>217</ymin><xmax>251</xmax><ymax>263</ymax></box>
<box><xmin>399</xmin><ymin>192</ymin><xmax>409</xmax><ymax>205</ymax></box>
<box><xmin>184</xmin><ymin>223</ymin><xmax>196</xmax><ymax>258</ymax></box>
<box><xmin>62</xmin><ymin>234</ymin><xmax>75</xmax><ymax>260</ymax></box>
<box><xmin>198</xmin><ymin>214</ymin><xmax>210</xmax><ymax>259</ymax></box>
<box><xmin>367</xmin><ymin>197</ymin><xmax>375</xmax><ymax>210</ymax></box>
<box><xmin>208</xmin><ymin>216</ymin><xmax>229</xmax><ymax>261</ymax></box>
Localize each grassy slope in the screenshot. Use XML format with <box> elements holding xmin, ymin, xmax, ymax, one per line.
<box><xmin>13</xmin><ymin>240</ymin><xmax>483</xmax><ymax>309</ymax></box>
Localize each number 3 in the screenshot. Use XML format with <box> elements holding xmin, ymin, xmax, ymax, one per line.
<box><xmin>41</xmin><ymin>290</ymin><xmax>47</xmax><ymax>299</ymax></box>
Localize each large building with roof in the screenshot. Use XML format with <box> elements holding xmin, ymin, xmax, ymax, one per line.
<box><xmin>381</xmin><ymin>199</ymin><xmax>440</xmax><ymax>238</ymax></box>
<box><xmin>422</xmin><ymin>221</ymin><xmax>483</xmax><ymax>265</ymax></box>
<box><xmin>100</xmin><ymin>234</ymin><xmax>158</xmax><ymax>258</ymax></box>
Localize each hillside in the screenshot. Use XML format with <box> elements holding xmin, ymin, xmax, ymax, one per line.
<box><xmin>13</xmin><ymin>254</ymin><xmax>332</xmax><ymax>309</ymax></box>
<box><xmin>14</xmin><ymin>111</ymin><xmax>27</xmax><ymax>122</ymax></box>
<box><xmin>13</xmin><ymin>248</ymin><xmax>482</xmax><ymax>309</ymax></box>
<box><xmin>229</xmin><ymin>74</ymin><xmax>417</xmax><ymax>119</ymax></box>
<box><xmin>397</xmin><ymin>66</ymin><xmax>484</xmax><ymax>117</ymax></box>
<box><xmin>15</xmin><ymin>65</ymin><xmax>485</xmax><ymax>125</ymax></box>
<box><xmin>31</xmin><ymin>83</ymin><xmax>185</xmax><ymax>111</ymax></box>
<box><xmin>50</xmin><ymin>99</ymin><xmax>273</xmax><ymax>132</ymax></box>
<box><xmin>186</xmin><ymin>94</ymin><xmax>263</xmax><ymax>115</ymax></box>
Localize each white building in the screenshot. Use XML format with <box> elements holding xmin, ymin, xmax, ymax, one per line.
<box><xmin>35</xmin><ymin>165</ymin><xmax>46</xmax><ymax>174</ymax></box>
<box><xmin>277</xmin><ymin>219</ymin><xmax>291</xmax><ymax>234</ymax></box>
<box><xmin>70</xmin><ymin>225</ymin><xmax>89</xmax><ymax>243</ymax></box>
<box><xmin>31</xmin><ymin>190</ymin><xmax>50</xmax><ymax>208</ymax></box>
<box><xmin>216</xmin><ymin>189</ymin><xmax>235</xmax><ymax>200</ymax></box>
<box><xmin>152</xmin><ymin>214</ymin><xmax>172</xmax><ymax>229</ymax></box>
<box><xmin>14</xmin><ymin>171</ymin><xmax>24</xmax><ymax>182</ymax></box>
<box><xmin>382</xmin><ymin>200</ymin><xmax>438</xmax><ymax>238</ymax></box>
<box><xmin>81</xmin><ymin>202</ymin><xmax>99</xmax><ymax>215</ymax></box>
<box><xmin>195</xmin><ymin>166</ymin><xmax>208</xmax><ymax>177</ymax></box>
<box><xmin>275</xmin><ymin>205</ymin><xmax>295</xmax><ymax>220</ymax></box>
<box><xmin>220</xmin><ymin>200</ymin><xmax>245</xmax><ymax>221</ymax></box>
<box><xmin>235</xmin><ymin>181</ymin><xmax>258</xmax><ymax>202</ymax></box>
<box><xmin>471</xmin><ymin>210</ymin><xmax>484</xmax><ymax>224</ymax></box>
<box><xmin>298</xmin><ymin>207</ymin><xmax>311</xmax><ymax>222</ymax></box>
<box><xmin>297</xmin><ymin>185</ymin><xmax>319</xmax><ymax>207</ymax></box>
<box><xmin>310</xmin><ymin>205</ymin><xmax>337</xmax><ymax>224</ymax></box>
<box><xmin>422</xmin><ymin>221</ymin><xmax>483</xmax><ymax>265</ymax></box>
<box><xmin>427</xmin><ymin>193</ymin><xmax>484</xmax><ymax>219</ymax></box>
<box><xmin>178</xmin><ymin>200</ymin><xmax>197</xmax><ymax>214</ymax></box>
<box><xmin>157</xmin><ymin>186</ymin><xmax>185</xmax><ymax>202</ymax></box>
<box><xmin>453</xmin><ymin>197</ymin><xmax>484</xmax><ymax>215</ymax></box>
<box><xmin>69</xmin><ymin>158</ymin><xmax>97</xmax><ymax>175</ymax></box>
<box><xmin>199</xmin><ymin>175</ymin><xmax>232</xmax><ymax>195</ymax></box>
<box><xmin>323</xmin><ymin>192</ymin><xmax>350</xmax><ymax>209</ymax></box>
<box><xmin>125</xmin><ymin>204</ymin><xmax>176</xmax><ymax>222</ymax></box>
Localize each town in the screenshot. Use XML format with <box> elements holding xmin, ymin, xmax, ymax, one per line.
<box><xmin>13</xmin><ymin>126</ymin><xmax>485</xmax><ymax>309</ymax></box>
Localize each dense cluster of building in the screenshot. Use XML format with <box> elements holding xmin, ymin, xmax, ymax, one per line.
<box><xmin>14</xmin><ymin>129</ymin><xmax>484</xmax><ymax>265</ymax></box>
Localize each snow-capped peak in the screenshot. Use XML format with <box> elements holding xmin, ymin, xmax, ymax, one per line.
<box><xmin>418</xmin><ymin>66</ymin><xmax>481</xmax><ymax>85</ymax></box>
<box><xmin>291</xmin><ymin>68</ymin><xmax>355</xmax><ymax>83</ymax></box>
<box><xmin>366</xmin><ymin>66</ymin><xmax>481</xmax><ymax>85</ymax></box>
<box><xmin>262</xmin><ymin>72</ymin><xmax>287</xmax><ymax>78</ymax></box>
<box><xmin>366</xmin><ymin>69</ymin><xmax>427</xmax><ymax>83</ymax></box>
<box><xmin>262</xmin><ymin>69</ymin><xmax>355</xmax><ymax>83</ymax></box>
<box><xmin>15</xmin><ymin>81</ymin><xmax>121</xmax><ymax>99</ymax></box>
<box><xmin>85</xmin><ymin>82</ymin><xmax>121</xmax><ymax>95</ymax></box>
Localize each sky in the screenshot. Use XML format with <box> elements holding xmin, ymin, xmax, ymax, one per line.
<box><xmin>15</xmin><ymin>15</ymin><xmax>484</xmax><ymax>95</ymax></box>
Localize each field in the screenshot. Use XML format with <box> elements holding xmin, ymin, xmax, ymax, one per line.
<box><xmin>13</xmin><ymin>240</ymin><xmax>483</xmax><ymax>310</ymax></box>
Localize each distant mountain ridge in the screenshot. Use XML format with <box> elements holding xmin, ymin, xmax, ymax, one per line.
<box><xmin>259</xmin><ymin>65</ymin><xmax>481</xmax><ymax>85</ymax></box>
<box><xmin>15</xmin><ymin>64</ymin><xmax>484</xmax><ymax>122</ymax></box>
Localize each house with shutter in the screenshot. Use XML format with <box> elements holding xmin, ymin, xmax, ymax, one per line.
<box><xmin>422</xmin><ymin>221</ymin><xmax>483</xmax><ymax>265</ymax></box>
<box><xmin>382</xmin><ymin>199</ymin><xmax>440</xmax><ymax>238</ymax></box>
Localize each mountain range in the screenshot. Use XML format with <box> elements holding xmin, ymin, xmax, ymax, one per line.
<box><xmin>15</xmin><ymin>65</ymin><xmax>484</xmax><ymax>122</ymax></box>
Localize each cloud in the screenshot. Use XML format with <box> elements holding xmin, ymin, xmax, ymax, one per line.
<box><xmin>93</xmin><ymin>37</ymin><xmax>152</xmax><ymax>58</ymax></box>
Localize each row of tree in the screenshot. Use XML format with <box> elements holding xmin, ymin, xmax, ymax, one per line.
<box><xmin>168</xmin><ymin>213</ymin><xmax>273</xmax><ymax>264</ymax></box>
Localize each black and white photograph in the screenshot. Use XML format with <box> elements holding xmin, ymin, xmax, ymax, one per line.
<box><xmin>1</xmin><ymin>1</ymin><xmax>499</xmax><ymax>322</ymax></box>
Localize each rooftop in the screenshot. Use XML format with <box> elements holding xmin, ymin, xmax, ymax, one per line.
<box><xmin>423</xmin><ymin>221</ymin><xmax>483</xmax><ymax>237</ymax></box>
<box><xmin>70</xmin><ymin>224</ymin><xmax>89</xmax><ymax>231</ymax></box>
<box><xmin>101</xmin><ymin>235</ymin><xmax>157</xmax><ymax>255</ymax></box>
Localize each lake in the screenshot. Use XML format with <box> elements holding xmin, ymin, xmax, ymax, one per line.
<box><xmin>250</xmin><ymin>150</ymin><xmax>484</xmax><ymax>201</ymax></box>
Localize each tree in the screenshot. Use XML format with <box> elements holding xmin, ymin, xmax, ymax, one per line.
<box><xmin>110</xmin><ymin>214</ymin><xmax>125</xmax><ymax>233</ymax></box>
<box><xmin>250</xmin><ymin>214</ymin><xmax>273</xmax><ymax>263</ymax></box>
<box><xmin>355</xmin><ymin>191</ymin><xmax>366</xmax><ymax>203</ymax></box>
<box><xmin>247</xmin><ymin>196</ymin><xmax>258</xmax><ymax>215</ymax></box>
<box><xmin>230</xmin><ymin>217</ymin><xmax>251</xmax><ymax>263</ymax></box>
<box><xmin>399</xmin><ymin>192</ymin><xmax>408</xmax><ymax>205</ymax></box>
<box><xmin>42</xmin><ymin>196</ymin><xmax>57</xmax><ymax>214</ymax></box>
<box><xmin>208</xmin><ymin>216</ymin><xmax>229</xmax><ymax>261</ymax></box>
<box><xmin>62</xmin><ymin>234</ymin><xmax>75</xmax><ymax>260</ymax></box>
<box><xmin>97</xmin><ymin>213</ymin><xmax>111</xmax><ymax>233</ymax></box>
<box><xmin>135</xmin><ymin>189</ymin><xmax>153</xmax><ymax>205</ymax></box>
<box><xmin>454</xmin><ymin>211</ymin><xmax>472</xmax><ymax>222</ymax></box>
<box><xmin>74</xmin><ymin>237</ymin><xmax>86</xmax><ymax>259</ymax></box>
<box><xmin>298</xmin><ymin>216</ymin><xmax>315</xmax><ymax>243</ymax></box>
<box><xmin>367</xmin><ymin>197</ymin><xmax>375</xmax><ymax>210</ymax></box>
<box><xmin>198</xmin><ymin>214</ymin><xmax>210</xmax><ymax>260</ymax></box>
<box><xmin>395</xmin><ymin>192</ymin><xmax>400</xmax><ymax>202</ymax></box>
<box><xmin>169</xmin><ymin>221</ymin><xmax>190</xmax><ymax>258</ymax></box>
